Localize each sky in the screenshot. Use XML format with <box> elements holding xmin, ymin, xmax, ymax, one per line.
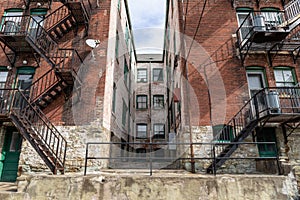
<box><xmin>128</xmin><ymin>0</ymin><xmax>166</xmax><ymax>54</ymax></box>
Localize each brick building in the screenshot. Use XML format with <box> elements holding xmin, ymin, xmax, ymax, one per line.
<box><xmin>166</xmin><ymin>0</ymin><xmax>300</xmax><ymax>176</ymax></box>
<box><xmin>0</xmin><ymin>0</ymin><xmax>139</xmax><ymax>181</ymax></box>
<box><xmin>0</xmin><ymin>0</ymin><xmax>299</xmax><ymax>194</ymax></box>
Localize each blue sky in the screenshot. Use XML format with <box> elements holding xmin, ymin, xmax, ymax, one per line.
<box><xmin>128</xmin><ymin>0</ymin><xmax>166</xmax><ymax>54</ymax></box>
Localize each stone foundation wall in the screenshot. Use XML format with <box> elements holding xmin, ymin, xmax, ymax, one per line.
<box><xmin>0</xmin><ymin>173</ymin><xmax>298</xmax><ymax>200</ymax></box>
<box><xmin>19</xmin><ymin>121</ymin><xmax>110</xmax><ymax>174</ymax></box>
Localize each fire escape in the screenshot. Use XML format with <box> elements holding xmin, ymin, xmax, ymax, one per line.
<box><xmin>207</xmin><ymin>0</ymin><xmax>300</xmax><ymax>173</ymax></box>
<box><xmin>0</xmin><ymin>0</ymin><xmax>91</xmax><ymax>174</ymax></box>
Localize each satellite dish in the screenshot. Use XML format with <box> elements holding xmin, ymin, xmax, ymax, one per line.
<box><xmin>86</xmin><ymin>39</ymin><xmax>100</xmax><ymax>48</ymax></box>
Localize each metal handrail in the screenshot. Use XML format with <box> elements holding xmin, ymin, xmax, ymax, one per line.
<box><xmin>0</xmin><ymin>89</ymin><xmax>67</xmax><ymax>173</ymax></box>
<box><xmin>42</xmin><ymin>5</ymin><xmax>71</xmax><ymax>31</ymax></box>
<box><xmin>84</xmin><ymin>141</ymin><xmax>279</xmax><ymax>176</ymax></box>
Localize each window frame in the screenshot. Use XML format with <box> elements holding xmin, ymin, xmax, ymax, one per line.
<box><xmin>136</xmin><ymin>124</ymin><xmax>147</xmax><ymax>139</ymax></box>
<box><xmin>137</xmin><ymin>68</ymin><xmax>147</xmax><ymax>83</ymax></box>
<box><xmin>122</xmin><ymin>99</ymin><xmax>127</xmax><ymax>126</ymax></box>
<box><xmin>153</xmin><ymin>124</ymin><xmax>165</xmax><ymax>139</ymax></box>
<box><xmin>153</xmin><ymin>95</ymin><xmax>164</xmax><ymax>109</ymax></box>
<box><xmin>152</xmin><ymin>68</ymin><xmax>164</xmax><ymax>82</ymax></box>
<box><xmin>136</xmin><ymin>95</ymin><xmax>147</xmax><ymax>109</ymax></box>
<box><xmin>256</xmin><ymin>127</ymin><xmax>277</xmax><ymax>157</ymax></box>
<box><xmin>273</xmin><ymin>67</ymin><xmax>296</xmax><ymax>87</ymax></box>
<box><xmin>112</xmin><ymin>83</ymin><xmax>116</xmax><ymax>113</ymax></box>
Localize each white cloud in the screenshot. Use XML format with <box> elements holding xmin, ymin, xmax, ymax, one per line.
<box><xmin>128</xmin><ymin>0</ymin><xmax>166</xmax><ymax>54</ymax></box>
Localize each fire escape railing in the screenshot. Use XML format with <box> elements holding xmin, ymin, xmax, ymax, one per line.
<box><xmin>236</xmin><ymin>11</ymin><xmax>288</xmax><ymax>50</ymax></box>
<box><xmin>42</xmin><ymin>4</ymin><xmax>71</xmax><ymax>31</ymax></box>
<box><xmin>24</xmin><ymin>48</ymin><xmax>83</xmax><ymax>103</ymax></box>
<box><xmin>211</xmin><ymin>87</ymin><xmax>300</xmax><ymax>165</ymax></box>
<box><xmin>285</xmin><ymin>0</ymin><xmax>300</xmax><ymax>24</ymax></box>
<box><xmin>0</xmin><ymin>89</ymin><xmax>67</xmax><ymax>174</ymax></box>
<box><xmin>0</xmin><ymin>15</ymin><xmax>59</xmax><ymax>66</ymax></box>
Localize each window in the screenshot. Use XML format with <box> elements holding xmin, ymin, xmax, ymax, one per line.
<box><xmin>117</xmin><ymin>0</ymin><xmax>121</xmax><ymax>10</ymax></box>
<box><xmin>122</xmin><ymin>100</ymin><xmax>127</xmax><ymax>126</ymax></box>
<box><xmin>136</xmin><ymin>124</ymin><xmax>147</xmax><ymax>138</ymax></box>
<box><xmin>256</xmin><ymin>127</ymin><xmax>277</xmax><ymax>157</ymax></box>
<box><xmin>236</xmin><ymin>8</ymin><xmax>253</xmax><ymax>40</ymax></box>
<box><xmin>153</xmin><ymin>95</ymin><xmax>164</xmax><ymax>109</ymax></box>
<box><xmin>274</xmin><ymin>67</ymin><xmax>296</xmax><ymax>86</ymax></box>
<box><xmin>16</xmin><ymin>67</ymin><xmax>35</xmax><ymax>90</ymax></box>
<box><xmin>112</xmin><ymin>83</ymin><xmax>116</xmax><ymax>113</ymax></box>
<box><xmin>153</xmin><ymin>124</ymin><xmax>165</xmax><ymax>139</ymax></box>
<box><xmin>153</xmin><ymin>68</ymin><xmax>163</xmax><ymax>82</ymax></box>
<box><xmin>137</xmin><ymin>69</ymin><xmax>147</xmax><ymax>82</ymax></box>
<box><xmin>0</xmin><ymin>69</ymin><xmax>8</xmax><ymax>98</ymax></box>
<box><xmin>246</xmin><ymin>68</ymin><xmax>267</xmax><ymax>97</ymax></box>
<box><xmin>29</xmin><ymin>8</ymin><xmax>47</xmax><ymax>38</ymax></box>
<box><xmin>1</xmin><ymin>9</ymin><xmax>23</xmax><ymax>35</ymax></box>
<box><xmin>124</xmin><ymin>59</ymin><xmax>129</xmax><ymax>85</ymax></box>
<box><xmin>115</xmin><ymin>31</ymin><xmax>119</xmax><ymax>60</ymax></box>
<box><xmin>125</xmin><ymin>23</ymin><xmax>130</xmax><ymax>46</ymax></box>
<box><xmin>260</xmin><ymin>7</ymin><xmax>281</xmax><ymax>29</ymax></box>
<box><xmin>136</xmin><ymin>95</ymin><xmax>147</xmax><ymax>109</ymax></box>
<box><xmin>0</xmin><ymin>70</ymin><xmax>8</xmax><ymax>89</ymax></box>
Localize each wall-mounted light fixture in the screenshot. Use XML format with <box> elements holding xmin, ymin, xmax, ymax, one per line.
<box><xmin>22</xmin><ymin>60</ymin><xmax>28</xmax><ymax>65</ymax></box>
<box><xmin>7</xmin><ymin>66</ymin><xmax>12</xmax><ymax>70</ymax></box>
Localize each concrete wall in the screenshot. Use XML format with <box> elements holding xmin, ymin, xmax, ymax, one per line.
<box><xmin>0</xmin><ymin>173</ymin><xmax>298</xmax><ymax>200</ymax></box>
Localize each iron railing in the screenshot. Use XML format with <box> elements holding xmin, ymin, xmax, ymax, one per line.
<box><xmin>43</xmin><ymin>5</ymin><xmax>71</xmax><ymax>31</ymax></box>
<box><xmin>236</xmin><ymin>11</ymin><xmax>288</xmax><ymax>48</ymax></box>
<box><xmin>0</xmin><ymin>89</ymin><xmax>67</xmax><ymax>173</ymax></box>
<box><xmin>84</xmin><ymin>141</ymin><xmax>279</xmax><ymax>176</ymax></box>
<box><xmin>212</xmin><ymin>87</ymin><xmax>300</xmax><ymax>158</ymax></box>
<box><xmin>24</xmin><ymin>48</ymin><xmax>83</xmax><ymax>103</ymax></box>
<box><xmin>285</xmin><ymin>0</ymin><xmax>300</xmax><ymax>23</ymax></box>
<box><xmin>0</xmin><ymin>15</ymin><xmax>59</xmax><ymax>65</ymax></box>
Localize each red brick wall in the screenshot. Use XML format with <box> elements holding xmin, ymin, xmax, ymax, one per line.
<box><xmin>178</xmin><ymin>0</ymin><xmax>298</xmax><ymax>126</ymax></box>
<box><xmin>0</xmin><ymin>0</ymin><xmax>112</xmax><ymax>125</ymax></box>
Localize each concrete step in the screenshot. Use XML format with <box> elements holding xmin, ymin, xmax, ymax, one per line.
<box><xmin>0</xmin><ymin>182</ymin><xmax>17</xmax><ymax>192</ymax></box>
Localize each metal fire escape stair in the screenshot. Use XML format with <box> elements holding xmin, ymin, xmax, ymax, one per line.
<box><xmin>206</xmin><ymin>87</ymin><xmax>300</xmax><ymax>173</ymax></box>
<box><xmin>206</xmin><ymin>119</ymin><xmax>259</xmax><ymax>173</ymax></box>
<box><xmin>0</xmin><ymin>1</ymin><xmax>89</xmax><ymax>173</ymax></box>
<box><xmin>41</xmin><ymin>1</ymin><xmax>91</xmax><ymax>41</ymax></box>
<box><xmin>2</xmin><ymin>89</ymin><xmax>67</xmax><ymax>174</ymax></box>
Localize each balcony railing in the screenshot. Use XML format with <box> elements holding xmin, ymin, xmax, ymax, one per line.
<box><xmin>0</xmin><ymin>15</ymin><xmax>58</xmax><ymax>64</ymax></box>
<box><xmin>285</xmin><ymin>0</ymin><xmax>300</xmax><ymax>23</ymax></box>
<box><xmin>236</xmin><ymin>11</ymin><xmax>289</xmax><ymax>48</ymax></box>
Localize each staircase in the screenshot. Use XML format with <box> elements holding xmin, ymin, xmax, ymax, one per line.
<box><xmin>206</xmin><ymin>87</ymin><xmax>300</xmax><ymax>173</ymax></box>
<box><xmin>28</xmin><ymin>48</ymin><xmax>82</xmax><ymax>108</ymax></box>
<box><xmin>0</xmin><ymin>0</ymin><xmax>90</xmax><ymax>173</ymax></box>
<box><xmin>0</xmin><ymin>89</ymin><xmax>67</xmax><ymax>174</ymax></box>
<box><xmin>41</xmin><ymin>0</ymin><xmax>91</xmax><ymax>41</ymax></box>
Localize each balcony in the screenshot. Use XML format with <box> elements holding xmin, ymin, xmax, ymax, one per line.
<box><xmin>0</xmin><ymin>15</ymin><xmax>58</xmax><ymax>66</ymax></box>
<box><xmin>236</xmin><ymin>11</ymin><xmax>290</xmax><ymax>64</ymax></box>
